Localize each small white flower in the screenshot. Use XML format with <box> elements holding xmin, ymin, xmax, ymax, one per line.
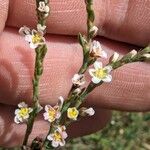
<box><xmin>14</xmin><ymin>102</ymin><xmax>33</xmax><ymax>124</ymax></box>
<box><xmin>19</xmin><ymin>26</ymin><xmax>31</xmax><ymax>36</ymax></box>
<box><xmin>67</xmin><ymin>107</ymin><xmax>79</xmax><ymax>120</ymax></box>
<box><xmin>89</xmin><ymin>26</ymin><xmax>98</xmax><ymax>36</ymax></box>
<box><xmin>89</xmin><ymin>61</ymin><xmax>112</xmax><ymax>84</ymax></box>
<box><xmin>72</xmin><ymin>74</ymin><xmax>85</xmax><ymax>86</ymax></box>
<box><xmin>37</xmin><ymin>24</ymin><xmax>46</xmax><ymax>32</ymax></box>
<box><xmin>130</xmin><ymin>50</ymin><xmax>137</xmax><ymax>58</ymax></box>
<box><xmin>142</xmin><ymin>53</ymin><xmax>150</xmax><ymax>58</ymax></box>
<box><xmin>90</xmin><ymin>40</ymin><xmax>107</xmax><ymax>58</ymax></box>
<box><xmin>83</xmin><ymin>107</ymin><xmax>95</xmax><ymax>116</ymax></box>
<box><xmin>47</xmin><ymin>126</ymin><xmax>68</xmax><ymax>148</ymax></box>
<box><xmin>38</xmin><ymin>1</ymin><xmax>50</xmax><ymax>13</ymax></box>
<box><xmin>43</xmin><ymin>97</ymin><xmax>64</xmax><ymax>123</ymax></box>
<box><xmin>109</xmin><ymin>52</ymin><xmax>120</xmax><ymax>63</ymax></box>
<box><xmin>25</xmin><ymin>29</ymin><xmax>45</xmax><ymax>49</ymax></box>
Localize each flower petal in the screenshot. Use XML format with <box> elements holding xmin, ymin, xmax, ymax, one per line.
<box><xmin>52</xmin><ymin>141</ymin><xmax>59</xmax><ymax>148</ymax></box>
<box><xmin>94</xmin><ymin>61</ymin><xmax>102</xmax><ymax>69</ymax></box>
<box><xmin>18</xmin><ymin>102</ymin><xmax>28</xmax><ymax>108</ymax></box>
<box><xmin>89</xmin><ymin>69</ymin><xmax>95</xmax><ymax>77</ymax></box>
<box><xmin>47</xmin><ymin>134</ymin><xmax>53</xmax><ymax>141</ymax></box>
<box><xmin>102</xmin><ymin>75</ymin><xmax>112</xmax><ymax>83</ymax></box>
<box><xmin>62</xmin><ymin>131</ymin><xmax>68</xmax><ymax>139</ymax></box>
<box><xmin>30</xmin><ymin>43</ymin><xmax>38</xmax><ymax>49</ymax></box>
<box><xmin>14</xmin><ymin>116</ymin><xmax>20</xmax><ymax>124</ymax></box>
<box><xmin>60</xmin><ymin>140</ymin><xmax>65</xmax><ymax>146</ymax></box>
<box><xmin>101</xmin><ymin>50</ymin><xmax>107</xmax><ymax>58</ymax></box>
<box><xmin>56</xmin><ymin>112</ymin><xmax>61</xmax><ymax>119</ymax></box>
<box><xmin>92</xmin><ymin>77</ymin><xmax>101</xmax><ymax>84</ymax></box>
<box><xmin>25</xmin><ymin>35</ymin><xmax>32</xmax><ymax>42</ymax></box>
<box><xmin>43</xmin><ymin>112</ymin><xmax>49</xmax><ymax>120</ymax></box>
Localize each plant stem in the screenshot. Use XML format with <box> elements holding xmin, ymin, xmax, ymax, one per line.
<box><xmin>23</xmin><ymin>45</ymin><xmax>47</xmax><ymax>145</ymax></box>
<box><xmin>23</xmin><ymin>0</ymin><xmax>50</xmax><ymax>146</ymax></box>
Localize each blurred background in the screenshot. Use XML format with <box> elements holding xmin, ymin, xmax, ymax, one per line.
<box><xmin>63</xmin><ymin>112</ymin><xmax>150</xmax><ymax>150</ymax></box>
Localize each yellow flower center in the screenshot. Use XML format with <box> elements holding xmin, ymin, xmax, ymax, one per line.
<box><xmin>48</xmin><ymin>109</ymin><xmax>56</xmax><ymax>121</ymax></box>
<box><xmin>53</xmin><ymin>131</ymin><xmax>62</xmax><ymax>142</ymax></box>
<box><xmin>94</xmin><ymin>69</ymin><xmax>107</xmax><ymax>79</ymax></box>
<box><xmin>67</xmin><ymin>107</ymin><xmax>79</xmax><ymax>120</ymax></box>
<box><xmin>32</xmin><ymin>34</ymin><xmax>43</xmax><ymax>44</ymax></box>
<box><xmin>19</xmin><ymin>108</ymin><xmax>29</xmax><ymax>117</ymax></box>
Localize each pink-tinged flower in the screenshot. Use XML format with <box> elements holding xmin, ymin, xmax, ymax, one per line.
<box><xmin>24</xmin><ymin>29</ymin><xmax>45</xmax><ymax>49</ymax></box>
<box><xmin>37</xmin><ymin>24</ymin><xmax>46</xmax><ymax>32</ymax></box>
<box><xmin>14</xmin><ymin>102</ymin><xmax>33</xmax><ymax>124</ymax></box>
<box><xmin>83</xmin><ymin>107</ymin><xmax>95</xmax><ymax>116</ymax></box>
<box><xmin>130</xmin><ymin>50</ymin><xmax>137</xmax><ymax>58</ymax></box>
<box><xmin>72</xmin><ymin>74</ymin><xmax>85</xmax><ymax>86</ymax></box>
<box><xmin>90</xmin><ymin>40</ymin><xmax>107</xmax><ymax>58</ymax></box>
<box><xmin>19</xmin><ymin>26</ymin><xmax>31</xmax><ymax>36</ymax></box>
<box><xmin>38</xmin><ymin>1</ymin><xmax>50</xmax><ymax>13</ymax></box>
<box><xmin>89</xmin><ymin>61</ymin><xmax>112</xmax><ymax>84</ymax></box>
<box><xmin>109</xmin><ymin>52</ymin><xmax>120</xmax><ymax>63</ymax></box>
<box><xmin>47</xmin><ymin>126</ymin><xmax>68</xmax><ymax>148</ymax></box>
<box><xmin>89</xmin><ymin>26</ymin><xmax>98</xmax><ymax>36</ymax></box>
<box><xmin>43</xmin><ymin>96</ymin><xmax>64</xmax><ymax>123</ymax></box>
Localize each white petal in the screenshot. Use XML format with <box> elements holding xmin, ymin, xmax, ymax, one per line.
<box><xmin>60</xmin><ymin>140</ymin><xmax>65</xmax><ymax>147</ymax></box>
<box><xmin>101</xmin><ymin>50</ymin><xmax>107</xmax><ymax>58</ymax></box>
<box><xmin>89</xmin><ymin>69</ymin><xmax>95</xmax><ymax>77</ymax></box>
<box><xmin>23</xmin><ymin>114</ymin><xmax>29</xmax><ymax>119</ymax></box>
<box><xmin>102</xmin><ymin>75</ymin><xmax>112</xmax><ymax>83</ymax></box>
<box><xmin>14</xmin><ymin>116</ymin><xmax>20</xmax><ymax>124</ymax></box>
<box><xmin>43</xmin><ymin>112</ymin><xmax>49</xmax><ymax>120</ymax></box>
<box><xmin>18</xmin><ymin>102</ymin><xmax>28</xmax><ymax>108</ymax></box>
<box><xmin>18</xmin><ymin>116</ymin><xmax>23</xmax><ymax>122</ymax></box>
<box><xmin>45</xmin><ymin>6</ymin><xmax>50</xmax><ymax>13</ymax></box>
<box><xmin>15</xmin><ymin>109</ymin><xmax>19</xmax><ymax>115</ymax></box>
<box><xmin>25</xmin><ymin>35</ymin><xmax>32</xmax><ymax>42</ymax></box>
<box><xmin>29</xmin><ymin>108</ymin><xmax>33</xmax><ymax>113</ymax></box>
<box><xmin>93</xmin><ymin>40</ymin><xmax>100</xmax><ymax>48</ymax></box>
<box><xmin>52</xmin><ymin>141</ymin><xmax>59</xmax><ymax>148</ymax></box>
<box><xmin>30</xmin><ymin>43</ymin><xmax>38</xmax><ymax>49</ymax></box>
<box><xmin>56</xmin><ymin>112</ymin><xmax>61</xmax><ymax>119</ymax></box>
<box><xmin>94</xmin><ymin>61</ymin><xmax>102</xmax><ymax>69</ymax></box>
<box><xmin>47</xmin><ymin>134</ymin><xmax>53</xmax><ymax>141</ymax></box>
<box><xmin>62</xmin><ymin>131</ymin><xmax>68</xmax><ymax>139</ymax></box>
<box><xmin>92</xmin><ymin>77</ymin><xmax>101</xmax><ymax>84</ymax></box>
<box><xmin>84</xmin><ymin>108</ymin><xmax>95</xmax><ymax>116</ymax></box>
<box><xmin>45</xmin><ymin>105</ymin><xmax>50</xmax><ymax>112</ymax></box>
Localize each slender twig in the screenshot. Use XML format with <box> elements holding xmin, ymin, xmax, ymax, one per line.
<box><xmin>23</xmin><ymin>0</ymin><xmax>50</xmax><ymax>146</ymax></box>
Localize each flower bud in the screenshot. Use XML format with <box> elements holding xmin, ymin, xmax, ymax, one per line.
<box><xmin>142</xmin><ymin>53</ymin><xmax>150</xmax><ymax>58</ymax></box>
<box><xmin>109</xmin><ymin>52</ymin><xmax>119</xmax><ymax>63</ymax></box>
<box><xmin>89</xmin><ymin>26</ymin><xmax>98</xmax><ymax>37</ymax></box>
<box><xmin>80</xmin><ymin>107</ymin><xmax>95</xmax><ymax>116</ymax></box>
<box><xmin>129</xmin><ymin>50</ymin><xmax>137</xmax><ymax>58</ymax></box>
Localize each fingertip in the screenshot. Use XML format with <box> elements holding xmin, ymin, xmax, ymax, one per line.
<box><xmin>0</xmin><ymin>0</ymin><xmax>9</xmax><ymax>33</ymax></box>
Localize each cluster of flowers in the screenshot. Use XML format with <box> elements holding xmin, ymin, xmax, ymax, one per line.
<box><xmin>19</xmin><ymin>0</ymin><xmax>50</xmax><ymax>49</ymax></box>
<box><xmin>14</xmin><ymin>24</ymin><xmax>117</xmax><ymax>148</ymax></box>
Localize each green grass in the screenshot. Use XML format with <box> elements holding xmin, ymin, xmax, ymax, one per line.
<box><xmin>63</xmin><ymin>112</ymin><xmax>150</xmax><ymax>150</ymax></box>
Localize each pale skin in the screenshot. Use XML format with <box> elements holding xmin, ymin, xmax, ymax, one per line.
<box><xmin>0</xmin><ymin>0</ymin><xmax>150</xmax><ymax>147</ymax></box>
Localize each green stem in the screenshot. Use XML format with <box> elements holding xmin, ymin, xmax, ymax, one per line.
<box><xmin>23</xmin><ymin>47</ymin><xmax>44</xmax><ymax>145</ymax></box>
<box><xmin>86</xmin><ymin>0</ymin><xmax>94</xmax><ymax>42</ymax></box>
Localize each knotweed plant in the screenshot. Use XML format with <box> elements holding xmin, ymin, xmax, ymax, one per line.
<box><xmin>0</xmin><ymin>0</ymin><xmax>150</xmax><ymax>149</ymax></box>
